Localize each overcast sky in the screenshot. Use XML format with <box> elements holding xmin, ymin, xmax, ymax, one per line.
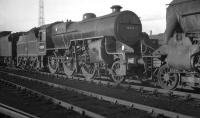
<box><xmin>0</xmin><ymin>0</ymin><xmax>172</xmax><ymax>34</ymax></box>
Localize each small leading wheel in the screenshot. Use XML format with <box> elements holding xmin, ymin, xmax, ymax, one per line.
<box><xmin>21</xmin><ymin>58</ymin><xmax>27</xmax><ymax>69</ymax></box>
<box><xmin>81</xmin><ymin>63</ymin><xmax>96</xmax><ymax>79</ymax></box>
<box><xmin>111</xmin><ymin>61</ymin><xmax>125</xmax><ymax>84</ymax></box>
<box><xmin>191</xmin><ymin>55</ymin><xmax>200</xmax><ymax>73</ymax></box>
<box><xmin>157</xmin><ymin>64</ymin><xmax>179</xmax><ymax>90</ymax></box>
<box><xmin>48</xmin><ymin>55</ymin><xmax>58</xmax><ymax>74</ymax></box>
<box><xmin>62</xmin><ymin>57</ymin><xmax>75</xmax><ymax>77</ymax></box>
<box><xmin>33</xmin><ymin>58</ymin><xmax>40</xmax><ymax>70</ymax></box>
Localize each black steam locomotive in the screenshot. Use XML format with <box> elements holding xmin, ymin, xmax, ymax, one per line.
<box><xmin>154</xmin><ymin>0</ymin><xmax>200</xmax><ymax>90</ymax></box>
<box><xmin>0</xmin><ymin>5</ymin><xmax>159</xmax><ymax>84</ymax></box>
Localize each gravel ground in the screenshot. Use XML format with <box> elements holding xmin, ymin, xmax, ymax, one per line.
<box><xmin>0</xmin><ymin>79</ymin><xmax>87</xmax><ymax>118</ymax></box>
<box><xmin>2</xmin><ymin>67</ymin><xmax>200</xmax><ymax>117</ymax></box>
<box><xmin>0</xmin><ymin>72</ymin><xmax>154</xmax><ymax>118</ymax></box>
<box><xmin>0</xmin><ymin>113</ymin><xmax>12</xmax><ymax>118</ymax></box>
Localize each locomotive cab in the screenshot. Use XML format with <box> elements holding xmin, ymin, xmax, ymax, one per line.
<box><xmin>38</xmin><ymin>28</ymin><xmax>46</xmax><ymax>55</ymax></box>
<box><xmin>104</xmin><ymin>36</ymin><xmax>144</xmax><ymax>83</ymax></box>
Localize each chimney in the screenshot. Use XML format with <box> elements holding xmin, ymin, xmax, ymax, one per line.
<box><xmin>111</xmin><ymin>5</ymin><xmax>122</xmax><ymax>13</ymax></box>
<box><xmin>150</xmin><ymin>30</ymin><xmax>152</xmax><ymax>36</ymax></box>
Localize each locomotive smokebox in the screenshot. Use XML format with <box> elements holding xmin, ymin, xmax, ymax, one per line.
<box><xmin>111</xmin><ymin>5</ymin><xmax>122</xmax><ymax>13</ymax></box>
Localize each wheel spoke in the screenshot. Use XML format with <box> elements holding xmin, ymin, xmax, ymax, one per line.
<box><xmin>158</xmin><ymin>64</ymin><xmax>178</xmax><ymax>90</ymax></box>
<box><xmin>63</xmin><ymin>57</ymin><xmax>75</xmax><ymax>77</ymax></box>
<box><xmin>48</xmin><ymin>55</ymin><xmax>58</xmax><ymax>74</ymax></box>
<box><xmin>81</xmin><ymin>63</ymin><xmax>96</xmax><ymax>79</ymax></box>
<box><xmin>111</xmin><ymin>61</ymin><xmax>125</xmax><ymax>84</ymax></box>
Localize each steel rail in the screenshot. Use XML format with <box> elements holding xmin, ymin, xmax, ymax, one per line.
<box><xmin>52</xmin><ymin>72</ymin><xmax>200</xmax><ymax>100</ymax></box>
<box><xmin>2</xmin><ymin>68</ymin><xmax>200</xmax><ymax>100</ymax></box>
<box><xmin>0</xmin><ymin>103</ymin><xmax>39</xmax><ymax>118</ymax></box>
<box><xmin>0</xmin><ymin>78</ymin><xmax>106</xmax><ymax>118</ymax></box>
<box><xmin>2</xmin><ymin>71</ymin><xmax>196</xmax><ymax>118</ymax></box>
<box><xmin>52</xmin><ymin>73</ymin><xmax>200</xmax><ymax>100</ymax></box>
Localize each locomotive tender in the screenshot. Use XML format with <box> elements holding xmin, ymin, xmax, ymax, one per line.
<box><xmin>14</xmin><ymin>5</ymin><xmax>156</xmax><ymax>83</ymax></box>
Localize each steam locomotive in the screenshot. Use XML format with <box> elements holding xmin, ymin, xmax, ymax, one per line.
<box><xmin>0</xmin><ymin>5</ymin><xmax>159</xmax><ymax>84</ymax></box>
<box><xmin>154</xmin><ymin>0</ymin><xmax>200</xmax><ymax>90</ymax></box>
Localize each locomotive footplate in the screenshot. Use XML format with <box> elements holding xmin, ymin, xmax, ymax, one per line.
<box><xmin>125</xmin><ymin>53</ymin><xmax>146</xmax><ymax>78</ymax></box>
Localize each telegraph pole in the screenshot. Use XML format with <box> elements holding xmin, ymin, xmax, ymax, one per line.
<box><xmin>39</xmin><ymin>0</ymin><xmax>44</xmax><ymax>26</ymax></box>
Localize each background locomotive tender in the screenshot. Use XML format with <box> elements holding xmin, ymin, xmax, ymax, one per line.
<box><xmin>0</xmin><ymin>31</ymin><xmax>12</xmax><ymax>65</ymax></box>
<box><xmin>154</xmin><ymin>0</ymin><xmax>200</xmax><ymax>90</ymax></box>
<box><xmin>0</xmin><ymin>31</ymin><xmax>22</xmax><ymax>66</ymax></box>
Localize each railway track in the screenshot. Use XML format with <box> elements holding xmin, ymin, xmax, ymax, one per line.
<box><xmin>0</xmin><ymin>71</ymin><xmax>158</xmax><ymax>118</ymax></box>
<box><xmin>3</xmin><ymin>67</ymin><xmax>200</xmax><ymax>100</ymax></box>
<box><xmin>0</xmin><ymin>77</ymin><xmax>100</xmax><ymax>118</ymax></box>
<box><xmin>1</xmin><ymin>67</ymin><xmax>200</xmax><ymax>118</ymax></box>
<box><xmin>0</xmin><ymin>103</ymin><xmax>39</xmax><ymax>118</ymax></box>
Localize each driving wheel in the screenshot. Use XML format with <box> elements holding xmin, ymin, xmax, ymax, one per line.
<box><xmin>157</xmin><ymin>64</ymin><xmax>179</xmax><ymax>90</ymax></box>
<box><xmin>191</xmin><ymin>55</ymin><xmax>200</xmax><ymax>73</ymax></box>
<box><xmin>81</xmin><ymin>63</ymin><xmax>96</xmax><ymax>79</ymax></box>
<box><xmin>111</xmin><ymin>61</ymin><xmax>125</xmax><ymax>84</ymax></box>
<box><xmin>63</xmin><ymin>57</ymin><xmax>76</xmax><ymax>77</ymax></box>
<box><xmin>48</xmin><ymin>55</ymin><xmax>58</xmax><ymax>74</ymax></box>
